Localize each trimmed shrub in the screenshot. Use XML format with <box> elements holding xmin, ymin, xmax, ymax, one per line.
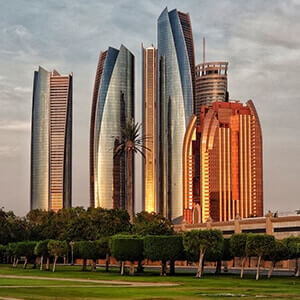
<box><xmin>48</xmin><ymin>240</ymin><xmax>68</xmax><ymax>272</ymax></box>
<box><xmin>34</xmin><ymin>240</ymin><xmax>50</xmax><ymax>270</ymax></box>
<box><xmin>111</xmin><ymin>235</ymin><xmax>144</xmax><ymax>275</ymax></box>
<box><xmin>183</xmin><ymin>229</ymin><xmax>223</xmax><ymax>278</ymax></box>
<box><xmin>230</xmin><ymin>233</ymin><xmax>248</xmax><ymax>278</ymax></box>
<box><xmin>246</xmin><ymin>234</ymin><xmax>275</xmax><ymax>280</ymax></box>
<box><xmin>15</xmin><ymin>241</ymin><xmax>37</xmax><ymax>269</ymax></box>
<box><xmin>144</xmin><ymin>235</ymin><xmax>184</xmax><ymax>276</ymax></box>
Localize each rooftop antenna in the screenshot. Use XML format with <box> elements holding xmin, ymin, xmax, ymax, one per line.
<box><xmin>203</xmin><ymin>37</ymin><xmax>206</xmax><ymax>65</ymax></box>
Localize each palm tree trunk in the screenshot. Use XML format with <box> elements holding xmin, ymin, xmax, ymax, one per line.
<box><xmin>53</xmin><ymin>256</ymin><xmax>58</xmax><ymax>272</ymax></box>
<box><xmin>105</xmin><ymin>253</ymin><xmax>110</xmax><ymax>272</ymax></box>
<box><xmin>121</xmin><ymin>261</ymin><xmax>125</xmax><ymax>275</ymax></box>
<box><xmin>127</xmin><ymin>149</ymin><xmax>134</xmax><ymax>222</ymax></box>
<box><xmin>129</xmin><ymin>262</ymin><xmax>135</xmax><ymax>275</ymax></box>
<box><xmin>256</xmin><ymin>255</ymin><xmax>262</xmax><ymax>280</ymax></box>
<box><xmin>40</xmin><ymin>256</ymin><xmax>44</xmax><ymax>271</ymax></box>
<box><xmin>268</xmin><ymin>261</ymin><xmax>275</xmax><ymax>279</ymax></box>
<box><xmin>196</xmin><ymin>249</ymin><xmax>205</xmax><ymax>278</ymax></box>
<box><xmin>46</xmin><ymin>257</ymin><xmax>50</xmax><ymax>271</ymax></box>
<box><xmin>23</xmin><ymin>258</ymin><xmax>28</xmax><ymax>269</ymax></box>
<box><xmin>170</xmin><ymin>260</ymin><xmax>175</xmax><ymax>275</ymax></box>
<box><xmin>215</xmin><ymin>260</ymin><xmax>221</xmax><ymax>274</ymax></box>
<box><xmin>92</xmin><ymin>259</ymin><xmax>96</xmax><ymax>272</ymax></box>
<box><xmin>160</xmin><ymin>260</ymin><xmax>167</xmax><ymax>276</ymax></box>
<box><xmin>296</xmin><ymin>258</ymin><xmax>300</xmax><ymax>277</ymax></box>
<box><xmin>82</xmin><ymin>258</ymin><xmax>87</xmax><ymax>271</ymax></box>
<box><xmin>240</xmin><ymin>257</ymin><xmax>246</xmax><ymax>279</ymax></box>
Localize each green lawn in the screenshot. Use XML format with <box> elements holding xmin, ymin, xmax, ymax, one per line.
<box><xmin>0</xmin><ymin>264</ymin><xmax>299</xmax><ymax>299</ymax></box>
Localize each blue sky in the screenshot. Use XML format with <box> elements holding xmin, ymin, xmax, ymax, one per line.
<box><xmin>0</xmin><ymin>0</ymin><xmax>299</xmax><ymax>215</ymax></box>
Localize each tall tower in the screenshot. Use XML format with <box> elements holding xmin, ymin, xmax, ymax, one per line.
<box><xmin>183</xmin><ymin>101</ymin><xmax>263</xmax><ymax>224</ymax></box>
<box><xmin>30</xmin><ymin>67</ymin><xmax>72</xmax><ymax>211</ymax></box>
<box><xmin>195</xmin><ymin>61</ymin><xmax>228</xmax><ymax>118</ymax></box>
<box><xmin>90</xmin><ymin>45</ymin><xmax>134</xmax><ymax>211</ymax></box>
<box><xmin>142</xmin><ymin>45</ymin><xmax>158</xmax><ymax>213</ymax></box>
<box><xmin>157</xmin><ymin>7</ymin><xmax>195</xmax><ymax>221</ymax></box>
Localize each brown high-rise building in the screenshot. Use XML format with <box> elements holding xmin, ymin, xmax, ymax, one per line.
<box><xmin>31</xmin><ymin>67</ymin><xmax>72</xmax><ymax>212</ymax></box>
<box><xmin>183</xmin><ymin>101</ymin><xmax>263</xmax><ymax>224</ymax></box>
<box><xmin>142</xmin><ymin>45</ymin><xmax>158</xmax><ymax>213</ymax></box>
<box><xmin>194</xmin><ymin>61</ymin><xmax>228</xmax><ymax>122</ymax></box>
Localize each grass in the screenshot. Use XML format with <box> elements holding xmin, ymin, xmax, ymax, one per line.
<box><xmin>0</xmin><ymin>264</ymin><xmax>299</xmax><ymax>299</ymax></box>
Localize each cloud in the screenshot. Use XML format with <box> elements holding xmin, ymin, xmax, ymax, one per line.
<box><xmin>14</xmin><ymin>86</ymin><xmax>32</xmax><ymax>93</ymax></box>
<box><xmin>0</xmin><ymin>145</ymin><xmax>18</xmax><ymax>158</ymax></box>
<box><xmin>0</xmin><ymin>0</ymin><xmax>299</xmax><ymax>215</ymax></box>
<box><xmin>0</xmin><ymin>121</ymin><xmax>30</xmax><ymax>132</ymax></box>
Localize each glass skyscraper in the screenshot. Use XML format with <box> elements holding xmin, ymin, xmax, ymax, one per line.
<box><xmin>157</xmin><ymin>8</ymin><xmax>195</xmax><ymax>221</ymax></box>
<box><xmin>90</xmin><ymin>45</ymin><xmax>134</xmax><ymax>209</ymax></box>
<box><xmin>30</xmin><ymin>67</ymin><xmax>72</xmax><ymax>211</ymax></box>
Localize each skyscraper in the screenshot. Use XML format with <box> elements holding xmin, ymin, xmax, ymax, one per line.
<box><xmin>183</xmin><ymin>101</ymin><xmax>263</xmax><ymax>224</ymax></box>
<box><xmin>90</xmin><ymin>45</ymin><xmax>134</xmax><ymax>210</ymax></box>
<box><xmin>30</xmin><ymin>67</ymin><xmax>72</xmax><ymax>211</ymax></box>
<box><xmin>195</xmin><ymin>61</ymin><xmax>228</xmax><ymax>119</ymax></box>
<box><xmin>157</xmin><ymin>8</ymin><xmax>195</xmax><ymax>221</ymax></box>
<box><xmin>142</xmin><ymin>45</ymin><xmax>158</xmax><ymax>213</ymax></box>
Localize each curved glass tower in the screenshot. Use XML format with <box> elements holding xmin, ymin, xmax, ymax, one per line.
<box><xmin>31</xmin><ymin>67</ymin><xmax>72</xmax><ymax>211</ymax></box>
<box><xmin>90</xmin><ymin>45</ymin><xmax>134</xmax><ymax>209</ymax></box>
<box><xmin>157</xmin><ymin>8</ymin><xmax>195</xmax><ymax>221</ymax></box>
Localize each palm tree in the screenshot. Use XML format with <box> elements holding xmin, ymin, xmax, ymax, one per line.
<box><xmin>114</xmin><ymin>119</ymin><xmax>149</xmax><ymax>221</ymax></box>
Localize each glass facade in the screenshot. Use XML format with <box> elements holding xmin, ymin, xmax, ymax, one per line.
<box><xmin>182</xmin><ymin>101</ymin><xmax>263</xmax><ymax>224</ymax></box>
<box><xmin>157</xmin><ymin>8</ymin><xmax>195</xmax><ymax>221</ymax></box>
<box><xmin>91</xmin><ymin>45</ymin><xmax>134</xmax><ymax>209</ymax></box>
<box><xmin>31</xmin><ymin>67</ymin><xmax>72</xmax><ymax>211</ymax></box>
<box><xmin>142</xmin><ymin>46</ymin><xmax>158</xmax><ymax>213</ymax></box>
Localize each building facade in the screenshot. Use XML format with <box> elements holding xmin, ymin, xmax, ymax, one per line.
<box><xmin>31</xmin><ymin>67</ymin><xmax>72</xmax><ymax>211</ymax></box>
<box><xmin>157</xmin><ymin>7</ymin><xmax>195</xmax><ymax>221</ymax></box>
<box><xmin>142</xmin><ymin>45</ymin><xmax>158</xmax><ymax>213</ymax></box>
<box><xmin>183</xmin><ymin>101</ymin><xmax>263</xmax><ymax>224</ymax></box>
<box><xmin>194</xmin><ymin>62</ymin><xmax>228</xmax><ymax>122</ymax></box>
<box><xmin>90</xmin><ymin>45</ymin><xmax>134</xmax><ymax>210</ymax></box>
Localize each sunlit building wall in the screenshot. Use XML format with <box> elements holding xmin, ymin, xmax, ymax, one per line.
<box><xmin>142</xmin><ymin>45</ymin><xmax>158</xmax><ymax>213</ymax></box>
<box><xmin>90</xmin><ymin>45</ymin><xmax>134</xmax><ymax>209</ymax></box>
<box><xmin>195</xmin><ymin>62</ymin><xmax>228</xmax><ymax>123</ymax></box>
<box><xmin>183</xmin><ymin>101</ymin><xmax>263</xmax><ymax>224</ymax></box>
<box><xmin>30</xmin><ymin>67</ymin><xmax>72</xmax><ymax>211</ymax></box>
<box><xmin>157</xmin><ymin>7</ymin><xmax>195</xmax><ymax>221</ymax></box>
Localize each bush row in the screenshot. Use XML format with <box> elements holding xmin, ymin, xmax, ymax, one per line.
<box><xmin>0</xmin><ymin>232</ymin><xmax>299</xmax><ymax>279</ymax></box>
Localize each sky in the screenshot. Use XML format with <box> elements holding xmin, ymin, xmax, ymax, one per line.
<box><xmin>0</xmin><ymin>0</ymin><xmax>299</xmax><ymax>216</ymax></box>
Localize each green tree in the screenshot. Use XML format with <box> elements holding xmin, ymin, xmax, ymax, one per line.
<box><xmin>48</xmin><ymin>240</ymin><xmax>68</xmax><ymax>272</ymax></box>
<box><xmin>15</xmin><ymin>241</ymin><xmax>37</xmax><ymax>269</ymax></box>
<box><xmin>144</xmin><ymin>235</ymin><xmax>184</xmax><ymax>276</ymax></box>
<box><xmin>0</xmin><ymin>245</ymin><xmax>5</xmax><ymax>263</ymax></box>
<box><xmin>230</xmin><ymin>233</ymin><xmax>248</xmax><ymax>278</ymax></box>
<box><xmin>88</xmin><ymin>207</ymin><xmax>131</xmax><ymax>238</ymax></box>
<box><xmin>246</xmin><ymin>234</ymin><xmax>275</xmax><ymax>280</ymax></box>
<box><xmin>34</xmin><ymin>240</ymin><xmax>50</xmax><ymax>270</ymax></box>
<box><xmin>7</xmin><ymin>243</ymin><xmax>18</xmax><ymax>267</ymax></box>
<box><xmin>264</xmin><ymin>239</ymin><xmax>288</xmax><ymax>278</ymax></box>
<box><xmin>114</xmin><ymin>120</ymin><xmax>148</xmax><ymax>221</ymax></box>
<box><xmin>0</xmin><ymin>209</ymin><xmax>27</xmax><ymax>244</ymax></box>
<box><xmin>111</xmin><ymin>235</ymin><xmax>144</xmax><ymax>275</ymax></box>
<box><xmin>132</xmin><ymin>212</ymin><xmax>174</xmax><ymax>236</ymax></box>
<box><xmin>75</xmin><ymin>240</ymin><xmax>107</xmax><ymax>272</ymax></box>
<box><xmin>26</xmin><ymin>209</ymin><xmax>56</xmax><ymax>241</ymax></box>
<box><xmin>97</xmin><ymin>237</ymin><xmax>111</xmax><ymax>272</ymax></box>
<box><xmin>183</xmin><ymin>229</ymin><xmax>223</xmax><ymax>278</ymax></box>
<box><xmin>283</xmin><ymin>236</ymin><xmax>300</xmax><ymax>277</ymax></box>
